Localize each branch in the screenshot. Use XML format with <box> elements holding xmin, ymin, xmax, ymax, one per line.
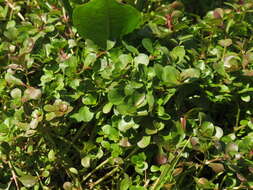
<box><xmin>5</xmin><ymin>0</ymin><xmax>25</xmax><ymax>21</ymax></box>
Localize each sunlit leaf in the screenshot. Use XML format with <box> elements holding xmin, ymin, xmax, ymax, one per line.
<box><xmin>137</xmin><ymin>136</ymin><xmax>151</xmax><ymax>148</ymax></box>
<box><xmin>71</xmin><ymin>106</ymin><xmax>94</xmax><ymax>122</ymax></box>
<box><xmin>19</xmin><ymin>175</ymin><xmax>37</xmax><ymax>188</ymax></box>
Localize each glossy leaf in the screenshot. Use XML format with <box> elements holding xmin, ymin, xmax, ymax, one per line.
<box><xmin>73</xmin><ymin>0</ymin><xmax>141</xmax><ymax>48</ymax></box>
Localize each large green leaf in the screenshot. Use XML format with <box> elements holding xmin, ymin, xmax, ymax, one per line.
<box><xmin>73</xmin><ymin>0</ymin><xmax>141</xmax><ymax>49</ymax></box>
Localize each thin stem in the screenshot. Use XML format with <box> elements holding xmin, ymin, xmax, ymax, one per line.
<box><xmin>66</xmin><ymin>123</ymin><xmax>87</xmax><ymax>153</ymax></box>
<box><xmin>8</xmin><ymin>160</ymin><xmax>20</xmax><ymax>190</ymax></box>
<box><xmin>5</xmin><ymin>0</ymin><xmax>25</xmax><ymax>21</ymax></box>
<box><xmin>151</xmin><ymin>137</ymin><xmax>191</xmax><ymax>190</ymax></box>
<box><xmin>89</xmin><ymin>167</ymin><xmax>119</xmax><ymax>189</ymax></box>
<box><xmin>60</xmin><ymin>0</ymin><xmax>73</xmax><ymax>19</ymax></box>
<box><xmin>235</xmin><ymin>103</ymin><xmax>240</xmax><ymax>129</ymax></box>
<box><xmin>221</xmin><ymin>46</ymin><xmax>227</xmax><ymax>61</ymax></box>
<box><xmin>82</xmin><ymin>157</ymin><xmax>112</xmax><ymax>182</ymax></box>
<box><xmin>52</xmin><ymin>134</ymin><xmax>81</xmax><ymax>153</ymax></box>
<box><xmin>144</xmin><ymin>179</ymin><xmax>150</xmax><ymax>188</ymax></box>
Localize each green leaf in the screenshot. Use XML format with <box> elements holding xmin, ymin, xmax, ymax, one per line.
<box><xmin>119</xmin><ymin>54</ymin><xmax>132</xmax><ymax>68</ymax></box>
<box><xmin>214</xmin><ymin>126</ymin><xmax>223</xmax><ymax>139</ymax></box>
<box><xmin>180</xmin><ymin>68</ymin><xmax>200</xmax><ymax>81</ymax></box>
<box><xmin>120</xmin><ymin>174</ymin><xmax>132</xmax><ymax>190</ymax></box>
<box><xmin>4</xmin><ymin>27</ymin><xmax>19</xmax><ymax>40</ymax></box>
<box><xmin>73</xmin><ymin>0</ymin><xmax>141</xmax><ymax>49</ymax></box>
<box><xmin>145</xmin><ymin>124</ymin><xmax>158</xmax><ymax>135</ymax></box>
<box><xmin>19</xmin><ymin>175</ymin><xmax>38</xmax><ymax>188</ymax></box>
<box><xmin>137</xmin><ymin>136</ymin><xmax>151</xmax><ymax>148</ymax></box>
<box><xmin>83</xmin><ymin>53</ymin><xmax>97</xmax><ymax>68</ymax></box>
<box><xmin>199</xmin><ymin>121</ymin><xmax>214</xmax><ymax>137</ymax></box>
<box><xmin>82</xmin><ymin>93</ymin><xmax>97</xmax><ymax>105</ymax></box>
<box><xmin>122</xmin><ymin>41</ymin><xmax>139</xmax><ymax>54</ymax></box>
<box><xmin>5</xmin><ymin>72</ymin><xmax>24</xmax><ymax>86</ymax></box>
<box><xmin>48</xmin><ymin>149</ymin><xmax>56</xmax><ymax>161</ymax></box>
<box><xmin>45</xmin><ymin>112</ymin><xmax>56</xmax><ymax>121</ymax></box>
<box><xmin>241</xmin><ymin>94</ymin><xmax>251</xmax><ymax>102</ymax></box>
<box><xmin>71</xmin><ymin>106</ymin><xmax>94</xmax><ymax>122</ymax></box>
<box><xmin>170</xmin><ymin>46</ymin><xmax>185</xmax><ymax>62</ymax></box>
<box><xmin>155</xmin><ymin>64</ymin><xmax>180</xmax><ymax>86</ymax></box>
<box><xmin>219</xmin><ymin>39</ymin><xmax>232</xmax><ymax>47</ymax></box>
<box><xmin>213</xmin><ymin>62</ymin><xmax>227</xmax><ymax>77</ymax></box>
<box><xmin>0</xmin><ymin>123</ymin><xmax>9</xmax><ymax>136</ymax></box>
<box><xmin>108</xmin><ymin>88</ymin><xmax>125</xmax><ymax>105</ymax></box>
<box><xmin>116</xmin><ymin>104</ymin><xmax>137</xmax><ymax>115</ymax></box>
<box><xmin>63</xmin><ymin>182</ymin><xmax>73</xmax><ymax>190</ymax></box>
<box><xmin>42</xmin><ymin>171</ymin><xmax>50</xmax><ymax>178</ymax></box>
<box><xmin>81</xmin><ymin>156</ymin><xmax>91</xmax><ymax>168</ymax></box>
<box><xmin>69</xmin><ymin>167</ymin><xmax>78</xmax><ymax>174</ymax></box>
<box><xmin>142</xmin><ymin>38</ymin><xmax>153</xmax><ymax>53</ymax></box>
<box><xmin>103</xmin><ymin>102</ymin><xmax>113</xmax><ymax>114</ymax></box>
<box><xmin>10</xmin><ymin>88</ymin><xmax>22</xmax><ymax>99</ymax></box>
<box><xmin>147</xmin><ymin>91</ymin><xmax>154</xmax><ymax>112</ymax></box>
<box><xmin>118</xmin><ymin>117</ymin><xmax>139</xmax><ymax>132</ymax></box>
<box><xmin>133</xmin><ymin>92</ymin><xmax>146</xmax><ymax>108</ymax></box>
<box><xmin>134</xmin><ymin>54</ymin><xmax>149</xmax><ymax>65</ymax></box>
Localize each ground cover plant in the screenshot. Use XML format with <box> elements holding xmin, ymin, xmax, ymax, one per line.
<box><xmin>0</xmin><ymin>0</ymin><xmax>253</xmax><ymax>189</ymax></box>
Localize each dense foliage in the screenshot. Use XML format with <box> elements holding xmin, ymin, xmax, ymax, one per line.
<box><xmin>0</xmin><ymin>0</ymin><xmax>253</xmax><ymax>189</ymax></box>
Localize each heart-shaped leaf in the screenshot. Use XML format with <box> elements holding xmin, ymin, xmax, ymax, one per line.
<box><xmin>73</xmin><ymin>0</ymin><xmax>141</xmax><ymax>49</ymax></box>
<box><xmin>71</xmin><ymin>106</ymin><xmax>94</xmax><ymax>122</ymax></box>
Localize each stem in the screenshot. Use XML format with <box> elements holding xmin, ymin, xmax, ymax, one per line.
<box><xmin>144</xmin><ymin>179</ymin><xmax>150</xmax><ymax>188</ymax></box>
<box><xmin>125</xmin><ymin>147</ymin><xmax>139</xmax><ymax>160</ymax></box>
<box><xmin>5</xmin><ymin>0</ymin><xmax>25</xmax><ymax>21</ymax></box>
<box><xmin>60</xmin><ymin>0</ymin><xmax>73</xmax><ymax>19</ymax></box>
<box><xmin>66</xmin><ymin>123</ymin><xmax>87</xmax><ymax>153</ymax></box>
<box><xmin>52</xmin><ymin>134</ymin><xmax>81</xmax><ymax>153</ymax></box>
<box><xmin>8</xmin><ymin>161</ymin><xmax>20</xmax><ymax>190</ymax></box>
<box><xmin>82</xmin><ymin>157</ymin><xmax>112</xmax><ymax>182</ymax></box>
<box><xmin>222</xmin><ymin>46</ymin><xmax>227</xmax><ymax>61</ymax></box>
<box><xmin>235</xmin><ymin>103</ymin><xmax>240</xmax><ymax>129</ymax></box>
<box><xmin>151</xmin><ymin>137</ymin><xmax>191</xmax><ymax>190</ymax></box>
<box><xmin>89</xmin><ymin>167</ymin><xmax>119</xmax><ymax>189</ymax></box>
